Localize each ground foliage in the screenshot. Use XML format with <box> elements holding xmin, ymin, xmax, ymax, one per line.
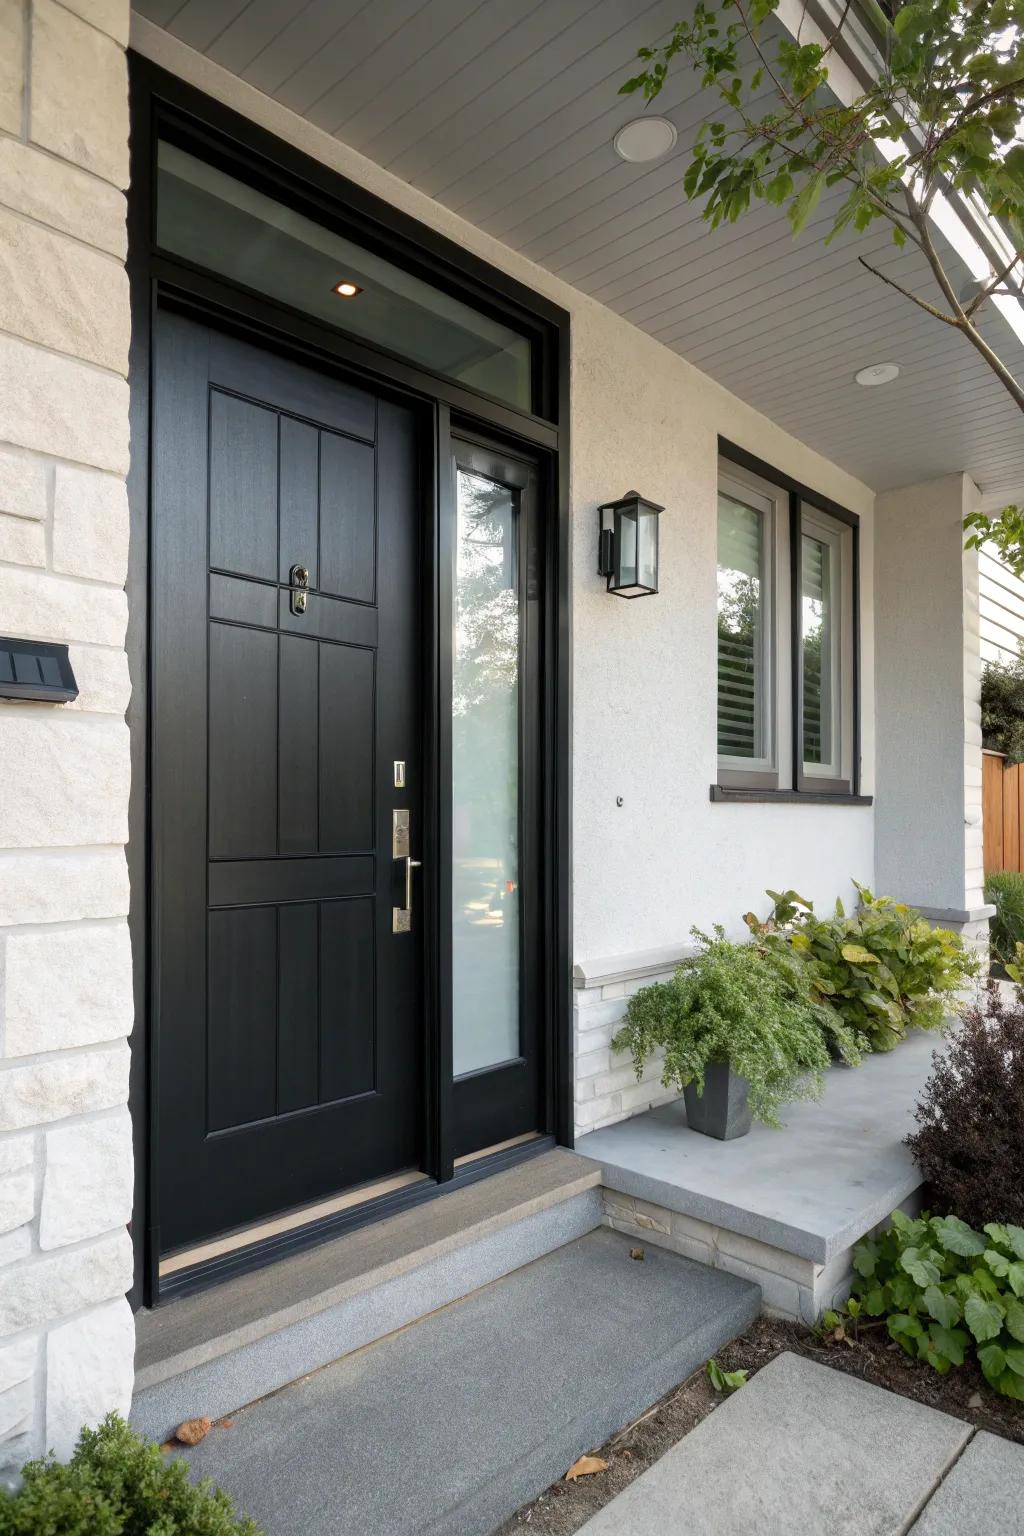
<box><xmin>0</xmin><ymin>1415</ymin><xmax>261</xmax><ymax>1536</ymax></box>
<box><xmin>829</xmin><ymin>1209</ymin><xmax>1024</xmax><ymax>1400</ymax></box>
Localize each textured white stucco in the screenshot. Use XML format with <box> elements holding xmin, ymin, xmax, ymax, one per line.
<box><xmin>131</xmin><ymin>18</ymin><xmax>877</xmax><ymax>968</ymax></box>
<box><xmin>874</xmin><ymin>474</ymin><xmax>983</xmax><ymax>913</ymax></box>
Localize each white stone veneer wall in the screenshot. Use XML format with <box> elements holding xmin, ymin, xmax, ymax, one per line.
<box><xmin>602</xmin><ymin>1189</ymin><xmax>923</xmax><ymax>1324</ymax></box>
<box><xmin>0</xmin><ymin>0</ymin><xmax>134</xmax><ymax>1474</ymax></box>
<box><xmin>574</xmin><ymin>949</ymin><xmax>690</xmax><ymax>1137</ymax></box>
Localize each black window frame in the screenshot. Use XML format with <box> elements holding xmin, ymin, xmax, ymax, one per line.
<box><xmin>712</xmin><ymin>439</ymin><xmax>871</xmax><ymax>806</ymax></box>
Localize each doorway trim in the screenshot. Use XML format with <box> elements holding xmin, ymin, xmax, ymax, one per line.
<box><xmin>126</xmin><ymin>55</ymin><xmax>572</xmax><ymax>1307</ymax></box>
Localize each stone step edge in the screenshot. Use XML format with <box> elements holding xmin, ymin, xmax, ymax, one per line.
<box><xmin>130</xmin><ymin>1188</ymin><xmax>604</xmax><ymax>1441</ymax></box>
<box><xmin>136</xmin><ymin>1156</ymin><xmax>602</xmax><ymax>1394</ymax></box>
<box><xmin>421</xmin><ymin>1264</ymin><xmax>763</xmax><ymax>1536</ymax></box>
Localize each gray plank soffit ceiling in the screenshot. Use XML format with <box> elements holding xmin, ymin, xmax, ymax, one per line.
<box><xmin>134</xmin><ymin>0</ymin><xmax>1024</xmax><ymax>509</ymax></box>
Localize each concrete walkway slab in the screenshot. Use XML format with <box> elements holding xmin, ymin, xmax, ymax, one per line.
<box><xmin>576</xmin><ymin>1352</ymin><xmax>971</xmax><ymax>1536</ymax></box>
<box><xmin>177</xmin><ymin>1227</ymin><xmax>760</xmax><ymax>1536</ymax></box>
<box><xmin>578</xmin><ymin>1032</ymin><xmax>941</xmax><ymax>1262</ymax></box>
<box><xmin>910</xmin><ymin>1431</ymin><xmax>1024</xmax><ymax>1534</ymax></box>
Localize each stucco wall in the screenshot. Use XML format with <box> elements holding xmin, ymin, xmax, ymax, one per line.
<box><xmin>132</xmin><ymin>17</ymin><xmax>877</xmax><ymax>973</ymax></box>
<box><xmin>874</xmin><ymin>474</ymin><xmax>983</xmax><ymax>913</ymax></box>
<box><xmin>0</xmin><ymin>0</ymin><xmax>134</xmax><ymax>1474</ymax></box>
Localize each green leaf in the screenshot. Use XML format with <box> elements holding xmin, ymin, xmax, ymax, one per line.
<box><xmin>853</xmin><ymin>1241</ymin><xmax>878</xmax><ymax>1278</ymax></box>
<box><xmin>900</xmin><ymin>1247</ymin><xmax>942</xmax><ymax>1289</ymax></box>
<box><xmin>986</xmin><ymin>1249</ymin><xmax>1024</xmax><ymax>1294</ymax></box>
<box><xmin>933</xmin><ymin>1216</ymin><xmax>986</xmax><ymax>1257</ymax></box>
<box><xmin>964</xmin><ymin>1295</ymin><xmax>1005</xmax><ymax>1344</ymax></box>
<box><xmin>1005</xmin><ymin>1225</ymin><xmax>1024</xmax><ymax>1261</ymax></box>
<box><xmin>863</xmin><ymin>1286</ymin><xmax>888</xmax><ymax>1317</ymax></box>
<box><xmin>929</xmin><ymin>1324</ymin><xmax>969</xmax><ymax>1367</ymax></box>
<box><xmin>923</xmin><ymin>1286</ymin><xmax>961</xmax><ymax>1329</ymax></box>
<box><xmin>979</xmin><ymin>1342</ymin><xmax>1008</xmax><ymax>1384</ymax></box>
<box><xmin>707</xmin><ymin>1358</ymin><xmax>748</xmax><ymax>1394</ymax></box>
<box><xmin>1004</xmin><ymin>1345</ymin><xmax>1024</xmax><ymax>1377</ymax></box>
<box><xmin>1006</xmin><ymin>1298</ymin><xmax>1024</xmax><ymax>1343</ymax></box>
<box><xmin>888</xmin><ymin>1312</ymin><xmax>923</xmax><ymax>1353</ymax></box>
<box><xmin>840</xmin><ymin>943</ymin><xmax>879</xmax><ymax>964</ymax></box>
<box><xmin>788</xmin><ymin>171</ymin><xmax>825</xmax><ymax>236</ymax></box>
<box><xmin>995</xmin><ymin>1368</ymin><xmax>1024</xmax><ymax>1401</ymax></box>
<box><xmin>985</xmin><ymin>1223</ymin><xmax>1012</xmax><ymax>1249</ymax></box>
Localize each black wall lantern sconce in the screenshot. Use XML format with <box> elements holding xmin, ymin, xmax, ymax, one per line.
<box><xmin>597</xmin><ymin>490</ymin><xmax>663</xmax><ymax>598</ymax></box>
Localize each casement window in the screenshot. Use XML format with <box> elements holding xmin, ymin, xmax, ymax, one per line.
<box><xmin>716</xmin><ymin>452</ymin><xmax>859</xmax><ymax>799</ymax></box>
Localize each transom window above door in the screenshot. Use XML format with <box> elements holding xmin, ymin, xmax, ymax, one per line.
<box><xmin>155</xmin><ymin>139</ymin><xmax>536</xmax><ymax>415</ymax></box>
<box><xmin>716</xmin><ymin>452</ymin><xmax>859</xmax><ymax>798</ymax></box>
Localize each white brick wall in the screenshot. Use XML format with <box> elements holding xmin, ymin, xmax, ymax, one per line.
<box><xmin>0</xmin><ymin>0</ymin><xmax>134</xmax><ymax>1474</ymax></box>
<box><xmin>573</xmin><ymin>955</ymin><xmax>689</xmax><ymax>1136</ymax></box>
<box><xmin>602</xmin><ymin>1190</ymin><xmax>923</xmax><ymax>1323</ymax></box>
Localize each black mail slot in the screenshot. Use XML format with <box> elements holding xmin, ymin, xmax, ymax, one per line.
<box><xmin>0</xmin><ymin>638</ymin><xmax>78</xmax><ymax>703</ymax></box>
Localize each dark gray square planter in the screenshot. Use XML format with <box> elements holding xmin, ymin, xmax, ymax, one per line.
<box><xmin>683</xmin><ymin>1062</ymin><xmax>752</xmax><ymax>1140</ymax></box>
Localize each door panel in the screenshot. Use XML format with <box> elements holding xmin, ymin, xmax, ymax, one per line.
<box><xmin>153</xmin><ymin>310</ymin><xmax>423</xmax><ymax>1254</ymax></box>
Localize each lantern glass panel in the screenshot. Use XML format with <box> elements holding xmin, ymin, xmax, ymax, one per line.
<box><xmin>637</xmin><ymin>507</ymin><xmax>658</xmax><ymax>592</ymax></box>
<box><xmin>617</xmin><ymin>508</ymin><xmax>638</xmax><ymax>589</ymax></box>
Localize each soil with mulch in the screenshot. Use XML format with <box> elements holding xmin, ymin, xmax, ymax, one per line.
<box><xmin>494</xmin><ymin>1314</ymin><xmax>1024</xmax><ymax>1536</ymax></box>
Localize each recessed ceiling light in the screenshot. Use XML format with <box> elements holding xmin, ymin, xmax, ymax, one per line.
<box><xmin>332</xmin><ymin>280</ymin><xmax>362</xmax><ymax>298</ymax></box>
<box><xmin>613</xmin><ymin>117</ymin><xmax>678</xmax><ymax>164</ymax></box>
<box><xmin>855</xmin><ymin>362</ymin><xmax>900</xmax><ymax>387</ymax></box>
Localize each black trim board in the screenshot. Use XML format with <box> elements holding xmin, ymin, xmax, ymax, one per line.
<box><xmin>126</xmin><ymin>55</ymin><xmax>573</xmax><ymax>1305</ymax></box>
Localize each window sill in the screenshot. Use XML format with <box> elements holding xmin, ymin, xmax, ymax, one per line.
<box><xmin>710</xmin><ymin>785</ymin><xmax>873</xmax><ymax>806</ymax></box>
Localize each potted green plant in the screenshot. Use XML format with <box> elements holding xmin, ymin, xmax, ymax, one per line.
<box><xmin>612</xmin><ymin>927</ymin><xmax>832</xmax><ymax>1138</ymax></box>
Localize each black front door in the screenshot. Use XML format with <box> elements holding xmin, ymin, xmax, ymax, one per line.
<box><xmin>152</xmin><ymin>310</ymin><xmax>423</xmax><ymax>1256</ymax></box>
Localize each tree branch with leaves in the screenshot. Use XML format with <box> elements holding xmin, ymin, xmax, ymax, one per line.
<box><xmin>622</xmin><ymin>0</ymin><xmax>1024</xmax><ymax>569</ymax></box>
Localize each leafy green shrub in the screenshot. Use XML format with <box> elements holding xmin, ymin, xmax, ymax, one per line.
<box><xmin>0</xmin><ymin>1414</ymin><xmax>261</xmax><ymax>1536</ymax></box>
<box><xmin>982</xmin><ymin>650</ymin><xmax>1024</xmax><ymax>764</ymax></box>
<box><xmin>832</xmin><ymin>1210</ymin><xmax>1024</xmax><ymax>1401</ymax></box>
<box><xmin>611</xmin><ymin>927</ymin><xmax>832</xmax><ymax>1126</ymax></box>
<box><xmin>906</xmin><ymin>985</ymin><xmax>1024</xmax><ymax>1230</ymax></box>
<box><xmin>985</xmin><ymin>869</ymin><xmax>1024</xmax><ymax>968</ymax></box>
<box><xmin>748</xmin><ymin>883</ymin><xmax>977</xmax><ymax>1053</ymax></box>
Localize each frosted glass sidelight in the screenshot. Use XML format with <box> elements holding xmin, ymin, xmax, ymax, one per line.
<box><xmin>452</xmin><ymin>468</ymin><xmax>521</xmax><ymax>1077</ymax></box>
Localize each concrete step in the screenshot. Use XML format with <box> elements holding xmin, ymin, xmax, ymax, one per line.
<box><xmin>131</xmin><ymin>1148</ymin><xmax>602</xmax><ymax>1442</ymax></box>
<box><xmin>177</xmin><ymin>1226</ymin><xmax>762</xmax><ymax>1536</ymax></box>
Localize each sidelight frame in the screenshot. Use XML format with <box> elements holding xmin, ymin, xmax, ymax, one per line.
<box><xmin>127</xmin><ymin>55</ymin><xmax>572</xmax><ymax>1306</ymax></box>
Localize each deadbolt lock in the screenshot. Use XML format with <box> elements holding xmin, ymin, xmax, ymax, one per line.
<box><xmin>289</xmin><ymin>564</ymin><xmax>309</xmax><ymax>615</ymax></box>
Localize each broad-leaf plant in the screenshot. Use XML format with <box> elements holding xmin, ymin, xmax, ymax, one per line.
<box><xmin>827</xmin><ymin>1210</ymin><xmax>1024</xmax><ymax>1399</ymax></box>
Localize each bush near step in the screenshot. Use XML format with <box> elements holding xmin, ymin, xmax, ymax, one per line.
<box><xmin>0</xmin><ymin>1414</ymin><xmax>261</xmax><ymax>1535</ymax></box>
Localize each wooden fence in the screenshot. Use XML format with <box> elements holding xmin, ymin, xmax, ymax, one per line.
<box><xmin>983</xmin><ymin>749</ymin><xmax>1024</xmax><ymax>873</ymax></box>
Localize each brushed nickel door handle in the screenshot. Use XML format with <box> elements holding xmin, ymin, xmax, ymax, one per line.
<box><xmin>393</xmin><ymin>855</ymin><xmax>421</xmax><ymax>933</ymax></box>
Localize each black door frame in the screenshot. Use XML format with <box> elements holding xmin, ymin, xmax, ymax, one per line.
<box><xmin>126</xmin><ymin>56</ymin><xmax>572</xmax><ymax>1307</ymax></box>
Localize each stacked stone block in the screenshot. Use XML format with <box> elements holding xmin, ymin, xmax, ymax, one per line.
<box><xmin>0</xmin><ymin>0</ymin><xmax>134</xmax><ymax>1473</ymax></box>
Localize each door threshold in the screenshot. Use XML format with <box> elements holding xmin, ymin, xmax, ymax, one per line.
<box><xmin>454</xmin><ymin>1131</ymin><xmax>543</xmax><ymax>1168</ymax></box>
<box><xmin>154</xmin><ymin>1135</ymin><xmax>556</xmax><ymax>1303</ymax></box>
<box><xmin>160</xmin><ymin>1170</ymin><xmax>430</xmax><ymax>1280</ymax></box>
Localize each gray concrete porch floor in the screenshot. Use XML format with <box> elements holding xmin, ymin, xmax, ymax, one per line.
<box><xmin>175</xmin><ymin>1226</ymin><xmax>760</xmax><ymax>1536</ymax></box>
<box><xmin>576</xmin><ymin>1352</ymin><xmax>1023</xmax><ymax>1536</ymax></box>
<box><xmin>577</xmin><ymin>1029</ymin><xmax>943</xmax><ymax>1263</ymax></box>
